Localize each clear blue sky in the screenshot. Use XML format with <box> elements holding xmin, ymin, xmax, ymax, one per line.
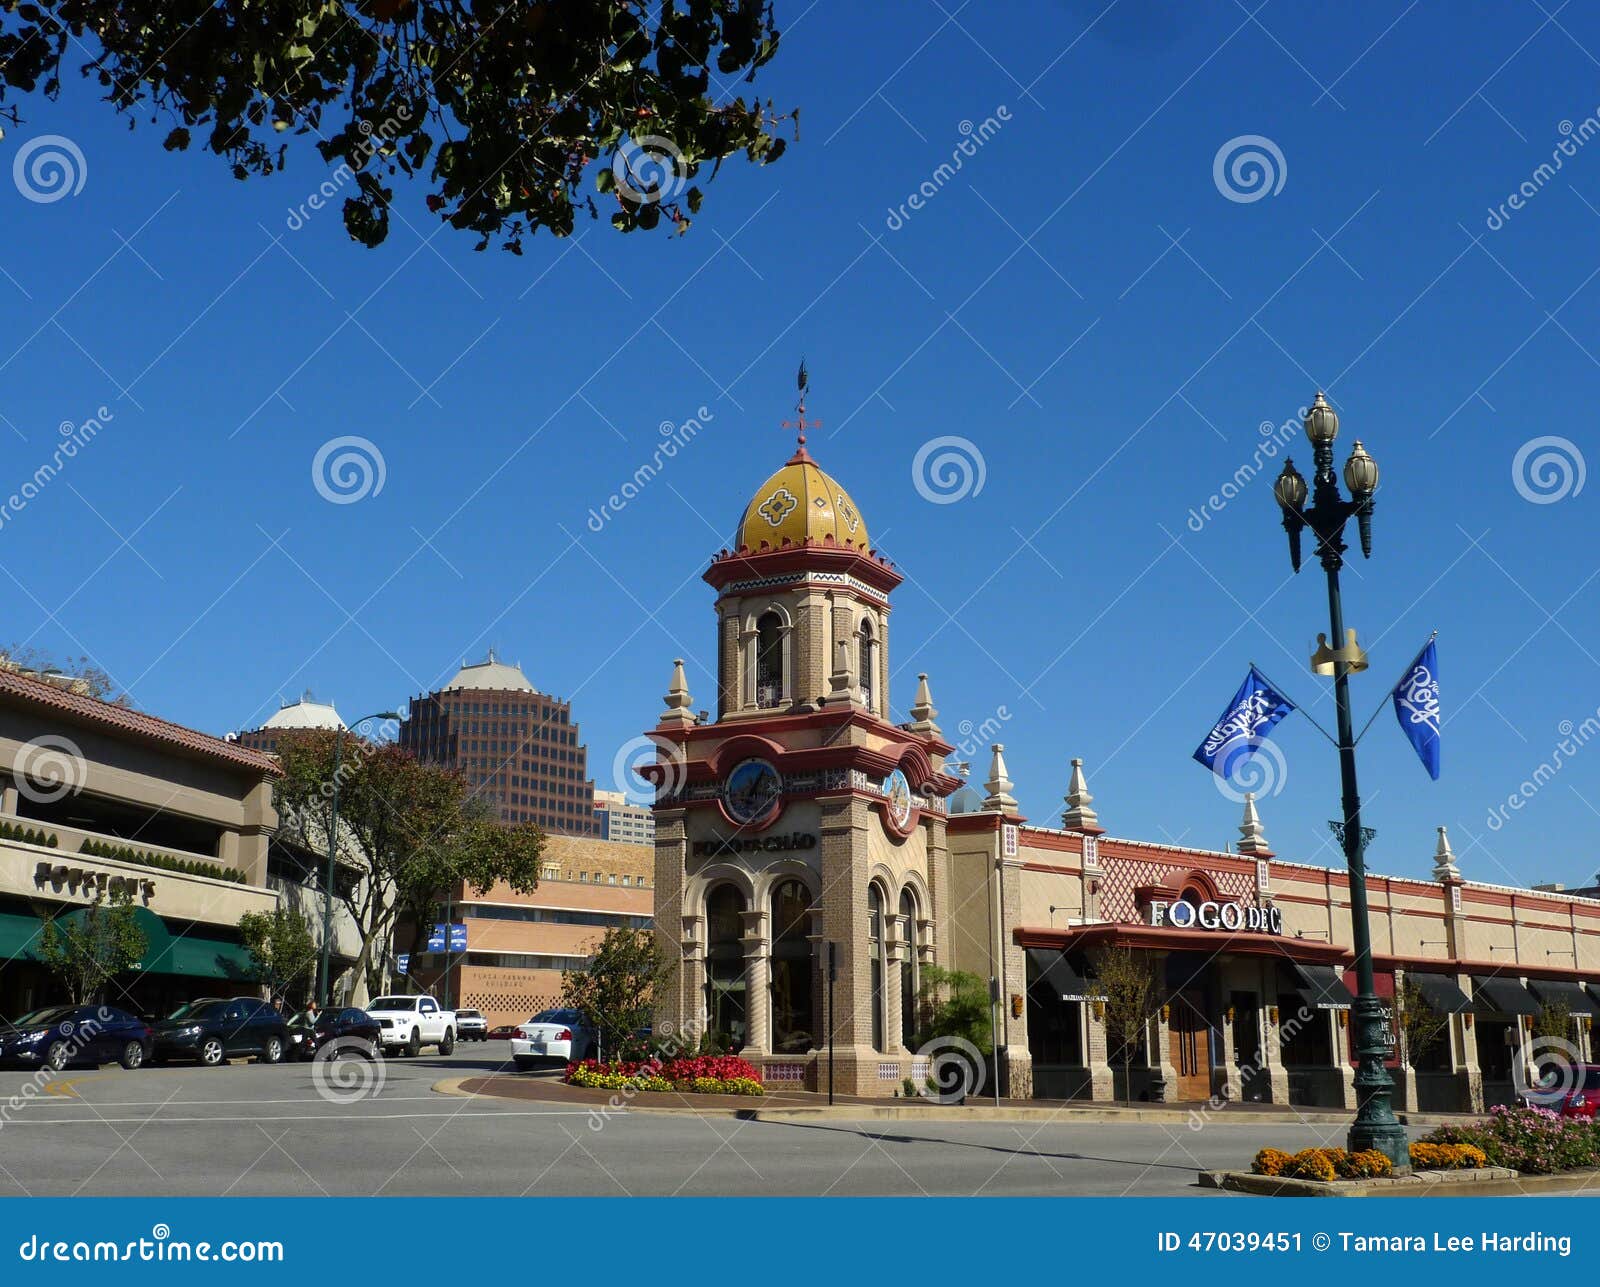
<box><xmin>2</xmin><ymin>0</ymin><xmax>1597</xmax><ymax>891</ymax></box>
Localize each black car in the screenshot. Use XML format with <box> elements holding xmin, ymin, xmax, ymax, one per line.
<box><xmin>152</xmin><ymin>997</ymin><xmax>286</xmax><ymax>1066</ymax></box>
<box><xmin>295</xmin><ymin>1007</ymin><xmax>383</xmax><ymax>1061</ymax></box>
<box><xmin>0</xmin><ymin>1004</ymin><xmax>153</xmax><ymax>1071</ymax></box>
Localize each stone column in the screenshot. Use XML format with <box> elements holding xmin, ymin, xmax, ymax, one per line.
<box><xmin>885</xmin><ymin>914</ymin><xmax>907</xmax><ymax>1055</ymax></box>
<box><xmin>1263</xmin><ymin>1001</ymin><xmax>1290</xmax><ymax>1106</ymax></box>
<box><xmin>1151</xmin><ymin>990</ymin><xmax>1180</xmax><ymax>1104</ymax></box>
<box><xmin>1333</xmin><ymin>1009</ymin><xmax>1357</xmax><ymax>1109</ymax></box>
<box><xmin>816</xmin><ymin>795</ymin><xmax>880</xmax><ymax>1095</ymax></box>
<box><xmin>652</xmin><ymin>809</ymin><xmax>691</xmax><ymax>1039</ymax></box>
<box><xmin>1392</xmin><ymin>969</ymin><xmax>1419</xmax><ymax>1114</ymax></box>
<box><xmin>1218</xmin><ymin>1003</ymin><xmax>1242</xmax><ymax>1103</ymax></box>
<box><xmin>997</xmin><ymin>847</ymin><xmax>1032</xmax><ymax>1099</ymax></box>
<box><xmin>1455</xmin><ymin>979</ymin><xmax>1484</xmax><ymax>1113</ymax></box>
<box><xmin>718</xmin><ymin>612</ymin><xmax>740</xmax><ymax>717</ymax></box>
<box><xmin>1084</xmin><ymin>1000</ymin><xmax>1115</xmax><ymax>1101</ymax></box>
<box><xmin>680</xmin><ymin>914</ymin><xmax>707</xmax><ymax>1038</ymax></box>
<box><xmin>740</xmin><ymin>909</ymin><xmax>770</xmax><ymax>1055</ymax></box>
<box><xmin>1</xmin><ymin>780</ymin><xmax>18</xmax><ymax>816</ymax></box>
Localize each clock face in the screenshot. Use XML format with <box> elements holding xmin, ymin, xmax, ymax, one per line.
<box><xmin>885</xmin><ymin>768</ymin><xmax>913</xmax><ymax>832</ymax></box>
<box><xmin>724</xmin><ymin>758</ymin><xmax>782</xmax><ymax>826</ymax></box>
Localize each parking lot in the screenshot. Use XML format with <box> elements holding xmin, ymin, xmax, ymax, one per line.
<box><xmin>0</xmin><ymin>1043</ymin><xmax>1388</xmax><ymax>1197</ymax></box>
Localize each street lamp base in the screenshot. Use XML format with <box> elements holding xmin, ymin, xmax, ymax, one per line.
<box><xmin>1348</xmin><ymin>1119</ymin><xmax>1411</xmax><ymax>1173</ymax></box>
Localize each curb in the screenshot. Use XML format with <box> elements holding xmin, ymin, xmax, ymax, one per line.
<box><xmin>1202</xmin><ymin>1166</ymin><xmax>1533</xmax><ymax>1197</ymax></box>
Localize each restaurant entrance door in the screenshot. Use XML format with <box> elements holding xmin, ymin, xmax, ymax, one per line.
<box><xmin>1169</xmin><ymin>989</ymin><xmax>1212</xmax><ymax>1100</ymax></box>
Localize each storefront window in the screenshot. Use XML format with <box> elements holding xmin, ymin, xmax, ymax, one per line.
<box><xmin>770</xmin><ymin>880</ymin><xmax>814</xmax><ymax>1053</ymax></box>
<box><xmin>705</xmin><ymin>884</ymin><xmax>747</xmax><ymax>1048</ymax></box>
<box><xmin>868</xmin><ymin>885</ymin><xmax>886</xmax><ymax>1052</ymax></box>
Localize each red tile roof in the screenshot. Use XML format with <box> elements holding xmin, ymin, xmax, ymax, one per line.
<box><xmin>0</xmin><ymin>668</ymin><xmax>280</xmax><ymax>777</ymax></box>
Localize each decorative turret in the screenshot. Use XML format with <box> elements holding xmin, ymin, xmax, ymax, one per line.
<box><xmin>907</xmin><ymin>673</ymin><xmax>940</xmax><ymax>734</ymax></box>
<box><xmin>1432</xmin><ymin>825</ymin><xmax>1461</xmax><ymax>882</ymax></box>
<box><xmin>1060</xmin><ymin>757</ymin><xmax>1101</xmax><ymax>834</ymax></box>
<box><xmin>659</xmin><ymin>658</ymin><xmax>695</xmax><ymax>728</ymax></box>
<box><xmin>982</xmin><ymin>743</ymin><xmax>1018</xmax><ymax>814</ymax></box>
<box><xmin>1235</xmin><ymin>791</ymin><xmax>1272</xmax><ymax>857</ymax></box>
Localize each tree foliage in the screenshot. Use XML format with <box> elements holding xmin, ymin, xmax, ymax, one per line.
<box><xmin>1087</xmin><ymin>945</ymin><xmax>1159</xmax><ymax>1104</ymax></box>
<box><xmin>39</xmin><ymin>885</ymin><xmax>146</xmax><ymax>1004</ymax></box>
<box><xmin>271</xmin><ymin>729</ymin><xmax>542</xmax><ymax>996</ymax></box>
<box><xmin>912</xmin><ymin>965</ymin><xmax>992</xmax><ymax>1054</ymax></box>
<box><xmin>0</xmin><ymin>0</ymin><xmax>790</xmax><ymax>251</ymax></box>
<box><xmin>1</xmin><ymin>643</ymin><xmax>129</xmax><ymax>705</ymax></box>
<box><xmin>560</xmin><ymin>925</ymin><xmax>671</xmax><ymax>1060</ymax></box>
<box><xmin>238</xmin><ymin>906</ymin><xmax>318</xmax><ymax>1002</ymax></box>
<box><xmin>1394</xmin><ymin>977</ymin><xmax>1450</xmax><ymax>1069</ymax></box>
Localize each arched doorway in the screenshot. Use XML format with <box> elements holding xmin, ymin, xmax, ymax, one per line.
<box><xmin>769</xmin><ymin>879</ymin><xmax>814</xmax><ymax>1053</ymax></box>
<box><xmin>705</xmin><ymin>884</ymin><xmax>747</xmax><ymax>1048</ymax></box>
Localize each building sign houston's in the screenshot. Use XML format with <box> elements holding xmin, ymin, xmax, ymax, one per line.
<box><xmin>1147</xmin><ymin>898</ymin><xmax>1283</xmax><ymax>935</ymax></box>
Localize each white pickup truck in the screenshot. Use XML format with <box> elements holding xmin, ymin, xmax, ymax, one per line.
<box><xmin>365</xmin><ymin>995</ymin><xmax>456</xmax><ymax>1056</ymax></box>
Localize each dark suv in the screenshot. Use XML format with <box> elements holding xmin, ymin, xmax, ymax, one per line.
<box><xmin>153</xmin><ymin>997</ymin><xmax>286</xmax><ymax>1066</ymax></box>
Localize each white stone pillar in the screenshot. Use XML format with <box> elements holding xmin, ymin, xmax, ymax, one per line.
<box><xmin>740</xmin><ymin>909</ymin><xmax>770</xmax><ymax>1054</ymax></box>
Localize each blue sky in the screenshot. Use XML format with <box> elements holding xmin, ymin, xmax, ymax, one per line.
<box><xmin>2</xmin><ymin>0</ymin><xmax>1597</xmax><ymax>891</ymax></box>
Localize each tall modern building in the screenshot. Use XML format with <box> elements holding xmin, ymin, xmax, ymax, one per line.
<box><xmin>594</xmin><ymin>788</ymin><xmax>655</xmax><ymax>846</ymax></box>
<box><xmin>398</xmin><ymin>652</ymin><xmax>597</xmax><ymax>835</ymax></box>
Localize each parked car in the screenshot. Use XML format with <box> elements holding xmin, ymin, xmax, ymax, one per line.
<box><xmin>455</xmin><ymin>1009</ymin><xmax>488</xmax><ymax>1041</ymax></box>
<box><xmin>365</xmin><ymin>995</ymin><xmax>455</xmax><ymax>1056</ymax></box>
<box><xmin>487</xmin><ymin>1024</ymin><xmax>521</xmax><ymax>1041</ymax></box>
<box><xmin>511</xmin><ymin>1008</ymin><xmax>597</xmax><ymax>1071</ymax></box>
<box><xmin>0</xmin><ymin>1004</ymin><xmax>153</xmax><ymax>1071</ymax></box>
<box><xmin>299</xmin><ymin>1007</ymin><xmax>383</xmax><ymax>1060</ymax></box>
<box><xmin>152</xmin><ymin>997</ymin><xmax>286</xmax><ymax>1067</ymax></box>
<box><xmin>1522</xmin><ymin>1063</ymin><xmax>1600</xmax><ymax>1116</ymax></box>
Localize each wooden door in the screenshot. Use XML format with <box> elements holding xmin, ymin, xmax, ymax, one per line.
<box><xmin>1169</xmin><ymin>991</ymin><xmax>1212</xmax><ymax>1100</ymax></box>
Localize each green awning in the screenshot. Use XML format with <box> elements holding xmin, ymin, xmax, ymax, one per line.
<box><xmin>50</xmin><ymin>906</ymin><xmax>251</xmax><ymax>980</ymax></box>
<box><xmin>0</xmin><ymin>912</ymin><xmax>45</xmax><ymax>962</ymax></box>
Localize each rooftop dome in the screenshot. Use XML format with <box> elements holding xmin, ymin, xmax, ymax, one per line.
<box><xmin>443</xmin><ymin>649</ymin><xmax>538</xmax><ymax>693</ymax></box>
<box><xmin>262</xmin><ymin>692</ymin><xmax>346</xmax><ymax>731</ymax></box>
<box><xmin>733</xmin><ymin>447</ymin><xmax>870</xmax><ymax>554</ymax></box>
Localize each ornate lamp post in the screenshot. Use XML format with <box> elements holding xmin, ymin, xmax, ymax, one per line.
<box><xmin>320</xmin><ymin>710</ymin><xmax>400</xmax><ymax>1006</ymax></box>
<box><xmin>1273</xmin><ymin>393</ymin><xmax>1408</xmax><ymax>1169</ymax></box>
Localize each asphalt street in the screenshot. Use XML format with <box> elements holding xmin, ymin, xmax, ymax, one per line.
<box><xmin>0</xmin><ymin>1044</ymin><xmax>1397</xmax><ymax>1197</ymax></box>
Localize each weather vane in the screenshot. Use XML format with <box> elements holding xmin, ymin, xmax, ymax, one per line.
<box><xmin>781</xmin><ymin>358</ymin><xmax>820</xmax><ymax>451</ymax></box>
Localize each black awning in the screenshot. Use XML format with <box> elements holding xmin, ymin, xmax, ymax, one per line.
<box><xmin>1472</xmin><ymin>975</ymin><xmax>1542</xmax><ymax>1016</ymax></box>
<box><xmin>1530</xmin><ymin>978</ymin><xmax>1600</xmax><ymax>1018</ymax></box>
<box><xmin>1025</xmin><ymin>948</ymin><xmax>1106</xmax><ymax>1002</ymax></box>
<box><xmin>1285</xmin><ymin>962</ymin><xmax>1353</xmax><ymax>1010</ymax></box>
<box><xmin>1409</xmin><ymin>972</ymin><xmax>1472</xmax><ymax>1015</ymax></box>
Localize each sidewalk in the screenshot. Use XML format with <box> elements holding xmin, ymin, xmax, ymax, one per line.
<box><xmin>433</xmin><ymin>1073</ymin><xmax>1479</xmax><ymax>1127</ymax></box>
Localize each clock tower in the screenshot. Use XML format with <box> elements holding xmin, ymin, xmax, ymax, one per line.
<box><xmin>646</xmin><ymin>393</ymin><xmax>960</xmax><ymax>1095</ymax></box>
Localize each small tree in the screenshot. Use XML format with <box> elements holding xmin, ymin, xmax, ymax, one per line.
<box><xmin>38</xmin><ymin>887</ymin><xmax>146</xmax><ymax>1004</ymax></box>
<box><xmin>560</xmin><ymin>927</ymin><xmax>672</xmax><ymax>1062</ymax></box>
<box><xmin>1533</xmin><ymin>998</ymin><xmax>1574</xmax><ymax>1045</ymax></box>
<box><xmin>239</xmin><ymin>908</ymin><xmax>318</xmax><ymax>1004</ymax></box>
<box><xmin>1087</xmin><ymin>946</ymin><xmax>1159</xmax><ymax>1104</ymax></box>
<box><xmin>1394</xmin><ymin>978</ymin><xmax>1450</xmax><ymax>1069</ymax></box>
<box><xmin>912</xmin><ymin>965</ymin><xmax>993</xmax><ymax>1054</ymax></box>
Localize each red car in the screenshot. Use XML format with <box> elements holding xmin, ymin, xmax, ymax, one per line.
<box><xmin>486</xmin><ymin>1024</ymin><xmax>521</xmax><ymax>1041</ymax></box>
<box><xmin>1522</xmin><ymin>1064</ymin><xmax>1600</xmax><ymax>1116</ymax></box>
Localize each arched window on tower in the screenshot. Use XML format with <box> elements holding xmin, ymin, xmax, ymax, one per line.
<box><xmin>770</xmin><ymin>879</ymin><xmax>815</xmax><ymax>1053</ymax></box>
<box><xmin>858</xmin><ymin>618</ymin><xmax>875</xmax><ymax>713</ymax></box>
<box><xmin>755</xmin><ymin>611</ymin><xmax>784</xmax><ymax>708</ymax></box>
<box><xmin>900</xmin><ymin>887</ymin><xmax>920</xmax><ymax>1049</ymax></box>
<box><xmin>868</xmin><ymin>884</ymin><xmax>887</xmax><ymax>1052</ymax></box>
<box><xmin>705</xmin><ymin>884</ymin><xmax>748</xmax><ymax>1048</ymax></box>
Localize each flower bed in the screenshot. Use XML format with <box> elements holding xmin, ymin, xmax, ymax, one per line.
<box><xmin>565</xmin><ymin>1054</ymin><xmax>765</xmax><ymax>1096</ymax></box>
<box><xmin>1251</xmin><ymin>1147</ymin><xmax>1392</xmax><ymax>1181</ymax></box>
<box><xmin>1420</xmin><ymin>1104</ymin><xmax>1597</xmax><ymax>1175</ymax></box>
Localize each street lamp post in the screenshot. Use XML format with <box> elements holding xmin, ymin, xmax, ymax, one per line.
<box><xmin>320</xmin><ymin>710</ymin><xmax>400</xmax><ymax>1007</ymax></box>
<box><xmin>1273</xmin><ymin>393</ymin><xmax>1408</xmax><ymax>1170</ymax></box>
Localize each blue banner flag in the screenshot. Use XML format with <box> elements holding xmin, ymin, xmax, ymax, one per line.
<box><xmin>1392</xmin><ymin>637</ymin><xmax>1441</xmax><ymax>779</ymax></box>
<box><xmin>426</xmin><ymin>924</ymin><xmax>446</xmax><ymax>953</ymax></box>
<box><xmin>1193</xmin><ymin>666</ymin><xmax>1297</xmax><ymax>780</ymax></box>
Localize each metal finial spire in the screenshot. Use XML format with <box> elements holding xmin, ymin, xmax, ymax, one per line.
<box><xmin>781</xmin><ymin>358</ymin><xmax>820</xmax><ymax>456</ymax></box>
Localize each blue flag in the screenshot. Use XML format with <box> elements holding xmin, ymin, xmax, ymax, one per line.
<box><xmin>1193</xmin><ymin>667</ymin><xmax>1297</xmax><ymax>780</ymax></box>
<box><xmin>1392</xmin><ymin>638</ymin><xmax>1441</xmax><ymax>780</ymax></box>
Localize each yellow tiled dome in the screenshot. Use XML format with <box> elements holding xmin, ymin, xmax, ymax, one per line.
<box><xmin>734</xmin><ymin>449</ymin><xmax>870</xmax><ymax>553</ymax></box>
